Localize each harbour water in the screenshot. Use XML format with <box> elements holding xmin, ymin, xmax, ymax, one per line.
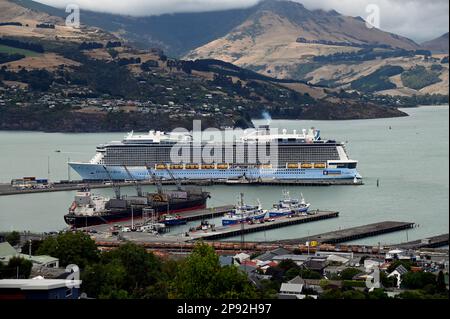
<box><xmin>0</xmin><ymin>105</ymin><xmax>448</xmax><ymax>246</ymax></box>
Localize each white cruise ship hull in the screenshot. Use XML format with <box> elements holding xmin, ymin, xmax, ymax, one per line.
<box><xmin>69</xmin><ymin>162</ymin><xmax>362</xmax><ymax>182</ymax></box>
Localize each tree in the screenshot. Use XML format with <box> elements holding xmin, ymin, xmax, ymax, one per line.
<box><xmin>5</xmin><ymin>231</ymin><xmax>21</xmax><ymax>246</ymax></box>
<box><xmin>36</xmin><ymin>232</ymin><xmax>99</xmax><ymax>268</ymax></box>
<box><xmin>2</xmin><ymin>257</ymin><xmax>33</xmax><ymax>279</ymax></box>
<box><xmin>102</xmin><ymin>242</ymin><xmax>162</xmax><ymax>293</ymax></box>
<box><xmin>340</xmin><ymin>268</ymin><xmax>362</xmax><ymax>280</ymax></box>
<box><xmin>320</xmin><ymin>289</ymin><xmax>343</xmax><ymax>299</ymax></box>
<box><xmin>342</xmin><ymin>290</ymin><xmax>366</xmax><ymax>299</ymax></box>
<box><xmin>367</xmin><ymin>288</ymin><xmax>389</xmax><ymax>299</ymax></box>
<box><xmin>436</xmin><ymin>271</ymin><xmax>447</xmax><ymax>293</ymax></box>
<box><xmin>81</xmin><ymin>260</ymin><xmax>128</xmax><ymax>299</ymax></box>
<box><xmin>171</xmin><ymin>243</ymin><xmax>256</xmax><ymax>299</ymax></box>
<box><xmin>402</xmin><ymin>272</ymin><xmax>437</xmax><ymax>290</ymax></box>
<box><xmin>21</xmin><ymin>239</ymin><xmax>43</xmax><ymax>256</ymax></box>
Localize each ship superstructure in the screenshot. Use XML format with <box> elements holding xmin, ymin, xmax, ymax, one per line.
<box><xmin>69</xmin><ymin>126</ymin><xmax>361</xmax><ymax>182</ymax></box>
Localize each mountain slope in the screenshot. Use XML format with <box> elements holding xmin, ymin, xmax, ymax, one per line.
<box><xmin>186</xmin><ymin>0</ymin><xmax>420</xmax><ymax>66</ymax></box>
<box><xmin>0</xmin><ymin>0</ymin><xmax>115</xmax><ymax>42</ymax></box>
<box><xmin>421</xmin><ymin>32</ymin><xmax>449</xmax><ymax>54</ymax></box>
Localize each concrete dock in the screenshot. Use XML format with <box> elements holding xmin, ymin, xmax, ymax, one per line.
<box><xmin>393</xmin><ymin>234</ymin><xmax>449</xmax><ymax>250</ymax></box>
<box><xmin>76</xmin><ymin>205</ymin><xmax>234</xmax><ymax>233</ymax></box>
<box><xmin>188</xmin><ymin>211</ymin><xmax>339</xmax><ymax>241</ymax></box>
<box><xmin>272</xmin><ymin>221</ymin><xmax>415</xmax><ymax>245</ymax></box>
<box><xmin>0</xmin><ymin>177</ymin><xmax>363</xmax><ymax>196</ymax></box>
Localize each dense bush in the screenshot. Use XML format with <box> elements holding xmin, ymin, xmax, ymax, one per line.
<box><xmin>401</xmin><ymin>66</ymin><xmax>442</xmax><ymax>90</ymax></box>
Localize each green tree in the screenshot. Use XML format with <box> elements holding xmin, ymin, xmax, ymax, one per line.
<box><xmin>5</xmin><ymin>231</ymin><xmax>21</xmax><ymax>246</ymax></box>
<box><xmin>102</xmin><ymin>242</ymin><xmax>162</xmax><ymax>293</ymax></box>
<box><xmin>367</xmin><ymin>288</ymin><xmax>389</xmax><ymax>299</ymax></box>
<box><xmin>320</xmin><ymin>289</ymin><xmax>343</xmax><ymax>299</ymax></box>
<box><xmin>342</xmin><ymin>290</ymin><xmax>367</xmax><ymax>299</ymax></box>
<box><xmin>402</xmin><ymin>272</ymin><xmax>437</xmax><ymax>290</ymax></box>
<box><xmin>436</xmin><ymin>271</ymin><xmax>447</xmax><ymax>293</ymax></box>
<box><xmin>4</xmin><ymin>257</ymin><xmax>33</xmax><ymax>279</ymax></box>
<box><xmin>21</xmin><ymin>239</ymin><xmax>43</xmax><ymax>256</ymax></box>
<box><xmin>340</xmin><ymin>268</ymin><xmax>362</xmax><ymax>280</ymax></box>
<box><xmin>82</xmin><ymin>260</ymin><xmax>128</xmax><ymax>299</ymax></box>
<box><xmin>171</xmin><ymin>243</ymin><xmax>256</xmax><ymax>299</ymax></box>
<box><xmin>36</xmin><ymin>232</ymin><xmax>99</xmax><ymax>268</ymax></box>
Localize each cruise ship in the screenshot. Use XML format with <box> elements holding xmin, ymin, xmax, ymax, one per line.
<box><xmin>69</xmin><ymin>126</ymin><xmax>361</xmax><ymax>183</ymax></box>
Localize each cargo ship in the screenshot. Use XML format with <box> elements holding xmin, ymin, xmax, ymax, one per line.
<box><xmin>64</xmin><ymin>186</ymin><xmax>209</xmax><ymax>228</ymax></box>
<box><xmin>69</xmin><ymin>125</ymin><xmax>361</xmax><ymax>183</ymax></box>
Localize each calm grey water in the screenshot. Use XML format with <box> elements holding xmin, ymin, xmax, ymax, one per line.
<box><xmin>0</xmin><ymin>105</ymin><xmax>448</xmax><ymax>246</ymax></box>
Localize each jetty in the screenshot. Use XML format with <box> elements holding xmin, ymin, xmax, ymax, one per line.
<box><xmin>188</xmin><ymin>211</ymin><xmax>339</xmax><ymax>241</ymax></box>
<box><xmin>271</xmin><ymin>221</ymin><xmax>415</xmax><ymax>245</ymax></box>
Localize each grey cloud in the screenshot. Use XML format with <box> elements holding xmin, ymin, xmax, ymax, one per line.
<box><xmin>34</xmin><ymin>0</ymin><xmax>449</xmax><ymax>42</ymax></box>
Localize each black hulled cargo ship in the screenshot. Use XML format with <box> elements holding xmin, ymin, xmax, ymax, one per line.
<box><xmin>64</xmin><ymin>186</ymin><xmax>209</xmax><ymax>228</ymax></box>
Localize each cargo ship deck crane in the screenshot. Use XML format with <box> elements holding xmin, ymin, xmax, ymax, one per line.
<box><xmin>122</xmin><ymin>165</ymin><xmax>143</xmax><ymax>197</ymax></box>
<box><xmin>102</xmin><ymin>165</ymin><xmax>121</xmax><ymax>199</ymax></box>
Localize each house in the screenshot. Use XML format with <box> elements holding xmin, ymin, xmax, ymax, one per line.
<box><xmin>254</xmin><ymin>247</ymin><xmax>292</xmax><ymax>263</ymax></box>
<box><xmin>0</xmin><ymin>242</ymin><xmax>59</xmax><ymax>268</ymax></box>
<box><xmin>388</xmin><ymin>265</ymin><xmax>409</xmax><ymax>288</ymax></box>
<box><xmin>364</xmin><ymin>259</ymin><xmax>383</xmax><ymax>272</ymax></box>
<box><xmin>303</xmin><ymin>257</ymin><xmax>328</xmax><ymax>274</ymax></box>
<box><xmin>278</xmin><ymin>276</ymin><xmax>319</xmax><ymax>299</ymax></box>
<box><xmin>324</xmin><ymin>265</ymin><xmax>347</xmax><ymax>277</ymax></box>
<box><xmin>326</xmin><ymin>254</ymin><xmax>350</xmax><ymax>265</ymax></box>
<box><xmin>233</xmin><ymin>252</ymin><xmax>250</xmax><ymax>264</ymax></box>
<box><xmin>0</xmin><ymin>278</ymin><xmax>82</xmax><ymax>300</ymax></box>
<box><xmin>272</xmin><ymin>254</ymin><xmax>312</xmax><ymax>266</ymax></box>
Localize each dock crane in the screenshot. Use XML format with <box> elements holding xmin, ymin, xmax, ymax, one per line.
<box><xmin>144</xmin><ymin>165</ymin><xmax>163</xmax><ymax>195</ymax></box>
<box><xmin>122</xmin><ymin>165</ymin><xmax>143</xmax><ymax>197</ymax></box>
<box><xmin>102</xmin><ymin>165</ymin><xmax>121</xmax><ymax>199</ymax></box>
<box><xmin>164</xmin><ymin>166</ymin><xmax>183</xmax><ymax>191</ymax></box>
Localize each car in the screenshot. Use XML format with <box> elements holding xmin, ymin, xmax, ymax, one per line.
<box><xmin>121</xmin><ymin>227</ymin><xmax>131</xmax><ymax>232</ymax></box>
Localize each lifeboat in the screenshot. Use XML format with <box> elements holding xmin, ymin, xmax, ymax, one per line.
<box><xmin>170</xmin><ymin>164</ymin><xmax>183</xmax><ymax>170</ymax></box>
<box><xmin>314</xmin><ymin>163</ymin><xmax>326</xmax><ymax>169</ymax></box>
<box><xmin>201</xmin><ymin>164</ymin><xmax>215</xmax><ymax>169</ymax></box>
<box><xmin>155</xmin><ymin>164</ymin><xmax>167</xmax><ymax>170</ymax></box>
<box><xmin>185</xmin><ymin>164</ymin><xmax>199</xmax><ymax>169</ymax></box>
<box><xmin>217</xmin><ymin>164</ymin><xmax>229</xmax><ymax>170</ymax></box>
<box><xmin>287</xmin><ymin>163</ymin><xmax>299</xmax><ymax>169</ymax></box>
<box><xmin>301</xmin><ymin>163</ymin><xmax>313</xmax><ymax>169</ymax></box>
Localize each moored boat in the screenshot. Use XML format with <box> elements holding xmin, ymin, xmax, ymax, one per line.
<box><xmin>268</xmin><ymin>191</ymin><xmax>311</xmax><ymax>218</ymax></box>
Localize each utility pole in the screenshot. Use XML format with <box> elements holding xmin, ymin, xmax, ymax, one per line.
<box><xmin>68</xmin><ymin>157</ymin><xmax>71</xmax><ymax>181</ymax></box>
<box><xmin>47</xmin><ymin>156</ymin><xmax>51</xmax><ymax>182</ymax></box>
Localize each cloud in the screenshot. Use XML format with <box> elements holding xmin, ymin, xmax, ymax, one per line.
<box><xmin>292</xmin><ymin>0</ymin><xmax>449</xmax><ymax>43</ymax></box>
<box><xmin>34</xmin><ymin>0</ymin><xmax>260</xmax><ymax>16</ymax></box>
<box><xmin>34</xmin><ymin>0</ymin><xmax>449</xmax><ymax>42</ymax></box>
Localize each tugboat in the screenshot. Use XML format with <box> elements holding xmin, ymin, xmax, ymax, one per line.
<box><xmin>222</xmin><ymin>194</ymin><xmax>267</xmax><ymax>226</ymax></box>
<box><xmin>268</xmin><ymin>191</ymin><xmax>310</xmax><ymax>218</ymax></box>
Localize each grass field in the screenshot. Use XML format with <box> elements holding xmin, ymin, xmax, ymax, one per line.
<box><xmin>0</xmin><ymin>44</ymin><xmax>40</xmax><ymax>57</ymax></box>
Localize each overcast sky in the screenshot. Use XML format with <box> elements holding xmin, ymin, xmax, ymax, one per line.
<box><xmin>35</xmin><ymin>0</ymin><xmax>449</xmax><ymax>42</ymax></box>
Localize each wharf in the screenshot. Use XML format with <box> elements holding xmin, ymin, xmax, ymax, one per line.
<box><xmin>77</xmin><ymin>205</ymin><xmax>234</xmax><ymax>233</ymax></box>
<box><xmin>272</xmin><ymin>221</ymin><xmax>415</xmax><ymax>245</ymax></box>
<box><xmin>188</xmin><ymin>211</ymin><xmax>339</xmax><ymax>241</ymax></box>
<box><xmin>0</xmin><ymin>177</ymin><xmax>362</xmax><ymax>196</ymax></box>
<box><xmin>392</xmin><ymin>234</ymin><xmax>449</xmax><ymax>250</ymax></box>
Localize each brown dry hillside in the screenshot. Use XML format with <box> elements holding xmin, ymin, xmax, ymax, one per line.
<box><xmin>186</xmin><ymin>0</ymin><xmax>419</xmax><ymax>69</ymax></box>
<box><xmin>421</xmin><ymin>33</ymin><xmax>449</xmax><ymax>54</ymax></box>
<box><xmin>0</xmin><ymin>0</ymin><xmax>115</xmax><ymax>42</ymax></box>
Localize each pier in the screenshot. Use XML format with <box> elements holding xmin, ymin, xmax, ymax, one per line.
<box><xmin>188</xmin><ymin>211</ymin><xmax>339</xmax><ymax>241</ymax></box>
<box><xmin>392</xmin><ymin>234</ymin><xmax>449</xmax><ymax>250</ymax></box>
<box><xmin>272</xmin><ymin>221</ymin><xmax>415</xmax><ymax>245</ymax></box>
<box><xmin>0</xmin><ymin>178</ymin><xmax>363</xmax><ymax>196</ymax></box>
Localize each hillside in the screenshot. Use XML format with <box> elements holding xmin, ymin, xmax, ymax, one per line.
<box><xmin>0</xmin><ymin>0</ymin><xmax>115</xmax><ymax>43</ymax></box>
<box><xmin>421</xmin><ymin>33</ymin><xmax>449</xmax><ymax>54</ymax></box>
<box><xmin>185</xmin><ymin>0</ymin><xmax>449</xmax><ymax>98</ymax></box>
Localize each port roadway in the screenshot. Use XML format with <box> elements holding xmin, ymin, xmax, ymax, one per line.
<box><xmin>392</xmin><ymin>234</ymin><xmax>449</xmax><ymax>250</ymax></box>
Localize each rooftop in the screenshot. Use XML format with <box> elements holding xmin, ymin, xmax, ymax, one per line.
<box><xmin>0</xmin><ymin>279</ymin><xmax>82</xmax><ymax>290</ymax></box>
